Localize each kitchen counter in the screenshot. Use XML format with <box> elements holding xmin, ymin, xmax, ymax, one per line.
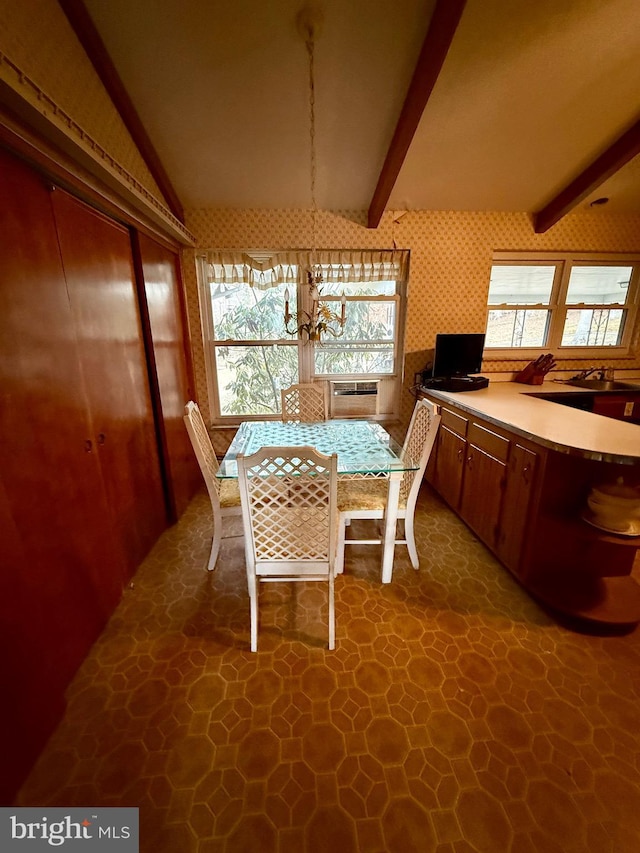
<box><xmin>420</xmin><ymin>380</ymin><xmax>640</xmax><ymax>627</ymax></box>
<box><xmin>420</xmin><ymin>380</ymin><xmax>640</xmax><ymax>465</ymax></box>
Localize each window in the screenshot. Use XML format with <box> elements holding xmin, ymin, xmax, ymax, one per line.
<box><xmin>313</xmin><ymin>276</ymin><xmax>397</xmax><ymax>376</ymax></box>
<box><xmin>198</xmin><ymin>250</ymin><xmax>409</xmax><ymax>421</ymax></box>
<box><xmin>485</xmin><ymin>253</ymin><xmax>640</xmax><ymax>354</ymax></box>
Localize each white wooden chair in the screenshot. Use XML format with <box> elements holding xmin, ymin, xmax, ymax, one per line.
<box><xmin>183</xmin><ymin>401</ymin><xmax>242</xmax><ymax>571</ymax></box>
<box><xmin>281</xmin><ymin>383</ymin><xmax>328</xmax><ymax>422</ymax></box>
<box><xmin>336</xmin><ymin>399</ymin><xmax>441</xmax><ymax>578</ymax></box>
<box><xmin>237</xmin><ymin>445</ymin><xmax>338</xmax><ymax>652</ymax></box>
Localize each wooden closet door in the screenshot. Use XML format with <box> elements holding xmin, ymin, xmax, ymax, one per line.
<box><xmin>134</xmin><ymin>232</ymin><xmax>200</xmax><ymax>519</ymax></box>
<box><xmin>0</xmin><ymin>147</ymin><xmax>124</xmax><ymax>800</ymax></box>
<box><xmin>50</xmin><ymin>190</ymin><xmax>168</xmax><ymax>579</ymax></box>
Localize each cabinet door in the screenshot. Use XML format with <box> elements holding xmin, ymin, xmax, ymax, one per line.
<box><xmin>51</xmin><ymin>190</ymin><xmax>167</xmax><ymax>578</ymax></box>
<box><xmin>496</xmin><ymin>444</ymin><xmax>539</xmax><ymax>576</ymax></box>
<box><xmin>134</xmin><ymin>232</ymin><xmax>200</xmax><ymax>519</ymax></box>
<box><xmin>433</xmin><ymin>425</ymin><xmax>466</xmax><ymax>509</ymax></box>
<box><xmin>459</xmin><ymin>445</ymin><xmax>506</xmax><ymax>550</ymax></box>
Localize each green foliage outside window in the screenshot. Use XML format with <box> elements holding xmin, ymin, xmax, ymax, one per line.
<box><xmin>213</xmin><ymin>286</ymin><xmax>395</xmax><ymax>416</ymax></box>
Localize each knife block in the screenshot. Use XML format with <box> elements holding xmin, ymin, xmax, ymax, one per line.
<box><xmin>514</xmin><ymin>364</ymin><xmax>544</xmax><ymax>384</ymax></box>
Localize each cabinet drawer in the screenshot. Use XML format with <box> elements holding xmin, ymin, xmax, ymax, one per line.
<box><xmin>441</xmin><ymin>407</ymin><xmax>468</xmax><ymax>437</ymax></box>
<box><xmin>468</xmin><ymin>422</ymin><xmax>510</xmax><ymax>461</ymax></box>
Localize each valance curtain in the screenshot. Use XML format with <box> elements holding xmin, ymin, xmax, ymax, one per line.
<box><xmin>203</xmin><ymin>249</ymin><xmax>410</xmax><ymax>290</ymax></box>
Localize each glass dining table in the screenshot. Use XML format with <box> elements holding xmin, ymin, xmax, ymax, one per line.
<box><xmin>217</xmin><ymin>419</ymin><xmax>418</xmax><ymax>583</ymax></box>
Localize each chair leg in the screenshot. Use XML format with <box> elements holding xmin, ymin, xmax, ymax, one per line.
<box><xmin>328</xmin><ymin>571</ymin><xmax>335</xmax><ymax>650</ymax></box>
<box><xmin>405</xmin><ymin>514</ymin><xmax>419</xmax><ymax>569</ymax></box>
<box><xmin>249</xmin><ymin>578</ymin><xmax>258</xmax><ymax>652</ymax></box>
<box><xmin>207</xmin><ymin>519</ymin><xmax>222</xmax><ymax>571</ymax></box>
<box><xmin>335</xmin><ymin>517</ymin><xmax>346</xmax><ymax>575</ymax></box>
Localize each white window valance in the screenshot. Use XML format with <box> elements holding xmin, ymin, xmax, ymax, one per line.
<box><xmin>202</xmin><ymin>249</ymin><xmax>410</xmax><ymax>290</ymax></box>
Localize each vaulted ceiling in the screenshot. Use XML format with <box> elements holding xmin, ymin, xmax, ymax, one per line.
<box><xmin>65</xmin><ymin>0</ymin><xmax>640</xmax><ymax>231</ymax></box>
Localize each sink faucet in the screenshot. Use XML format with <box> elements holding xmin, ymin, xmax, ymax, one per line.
<box><xmin>570</xmin><ymin>367</ymin><xmax>598</xmax><ymax>380</ymax></box>
<box><xmin>569</xmin><ymin>366</ymin><xmax>614</xmax><ymax>381</ymax></box>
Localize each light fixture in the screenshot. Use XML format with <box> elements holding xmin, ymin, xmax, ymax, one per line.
<box><xmin>284</xmin><ymin>5</ymin><xmax>346</xmax><ymax>341</ymax></box>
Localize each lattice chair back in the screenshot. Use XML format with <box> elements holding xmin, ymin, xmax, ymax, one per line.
<box><xmin>183</xmin><ymin>401</ymin><xmax>241</xmax><ymax>571</ymax></box>
<box><xmin>399</xmin><ymin>399</ymin><xmax>441</xmax><ymax>507</ymax></box>
<box><xmin>237</xmin><ymin>445</ymin><xmax>338</xmax><ymax>650</ymax></box>
<box><xmin>184</xmin><ymin>401</ymin><xmax>221</xmax><ymax>505</ymax></box>
<box><xmin>281</xmin><ymin>383</ymin><xmax>328</xmax><ymax>422</ymax></box>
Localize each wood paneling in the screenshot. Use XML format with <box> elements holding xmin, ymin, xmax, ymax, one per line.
<box><xmin>133</xmin><ymin>233</ymin><xmax>200</xmax><ymax>520</ymax></box>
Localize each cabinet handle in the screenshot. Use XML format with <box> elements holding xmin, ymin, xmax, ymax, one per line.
<box><xmin>522</xmin><ymin>463</ymin><xmax>531</xmax><ymax>484</ymax></box>
<box><xmin>457</xmin><ymin>448</ymin><xmax>464</xmax><ymax>462</ymax></box>
<box><xmin>466</xmin><ymin>454</ymin><xmax>473</xmax><ymax>470</ymax></box>
<box><xmin>97</xmin><ymin>433</ymin><xmax>106</xmax><ymax>445</ymax></box>
<box><xmin>84</xmin><ymin>439</ymin><xmax>93</xmax><ymax>453</ymax></box>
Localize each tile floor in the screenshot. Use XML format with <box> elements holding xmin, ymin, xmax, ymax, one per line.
<box><xmin>16</xmin><ymin>486</ymin><xmax>640</xmax><ymax>852</ymax></box>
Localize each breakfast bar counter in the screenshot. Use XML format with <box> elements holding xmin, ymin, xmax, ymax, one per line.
<box><xmin>420</xmin><ymin>380</ymin><xmax>640</xmax><ymax>628</ymax></box>
<box><xmin>420</xmin><ymin>379</ymin><xmax>640</xmax><ymax>464</ymax></box>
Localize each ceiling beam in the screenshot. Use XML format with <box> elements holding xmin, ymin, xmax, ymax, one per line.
<box><xmin>533</xmin><ymin>118</ymin><xmax>640</xmax><ymax>233</ymax></box>
<box><xmin>58</xmin><ymin>0</ymin><xmax>184</xmax><ymax>222</ymax></box>
<box><xmin>367</xmin><ymin>0</ymin><xmax>467</xmax><ymax>229</ymax></box>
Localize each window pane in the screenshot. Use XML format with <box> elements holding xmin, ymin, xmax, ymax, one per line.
<box><xmin>565</xmin><ymin>266</ymin><xmax>631</xmax><ymax>305</ymax></box>
<box><xmin>488</xmin><ymin>265</ymin><xmax>555</xmax><ymax>305</ymax></box>
<box><xmin>323</xmin><ymin>300</ymin><xmax>395</xmax><ymax>342</ymax></box>
<box><xmin>214</xmin><ymin>344</ymin><xmax>298</xmax><ymax>415</ymax></box>
<box><xmin>211</xmin><ymin>282</ymin><xmax>292</xmax><ymax>341</ymax></box>
<box><xmin>561</xmin><ymin>309</ymin><xmax>624</xmax><ymax>346</ymax></box>
<box><xmin>320</xmin><ymin>278</ymin><xmax>396</xmax><ymax>297</ymax></box>
<box><xmin>485</xmin><ymin>309</ymin><xmax>549</xmax><ymax>347</ymax></box>
<box><xmin>314</xmin><ymin>343</ymin><xmax>394</xmax><ymax>375</ymax></box>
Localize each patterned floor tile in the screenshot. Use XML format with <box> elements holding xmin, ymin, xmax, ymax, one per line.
<box><xmin>16</xmin><ymin>486</ymin><xmax>640</xmax><ymax>853</ymax></box>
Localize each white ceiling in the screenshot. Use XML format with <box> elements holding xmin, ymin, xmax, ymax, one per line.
<box><xmin>83</xmin><ymin>0</ymin><xmax>640</xmax><ymax>217</ymax></box>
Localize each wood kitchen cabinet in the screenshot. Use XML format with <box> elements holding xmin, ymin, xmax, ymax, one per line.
<box><xmin>460</xmin><ymin>423</ymin><xmax>509</xmax><ymax>551</ymax></box>
<box><xmin>431</xmin><ymin>407</ymin><xmax>467</xmax><ymax>510</ymax></box>
<box><xmin>496</xmin><ymin>444</ymin><xmax>540</xmax><ymax>576</ymax></box>
<box><xmin>427</xmin><ymin>400</ymin><xmax>541</xmax><ymax>573</ymax></box>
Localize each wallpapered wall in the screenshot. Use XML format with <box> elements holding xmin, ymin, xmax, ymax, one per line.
<box><xmin>3</xmin><ymin>1</ymin><xmax>639</xmax><ymax>445</ymax></box>
<box><xmin>183</xmin><ymin>207</ymin><xmax>640</xmax><ymax>448</ymax></box>
<box><xmin>0</xmin><ymin>0</ymin><xmax>163</xmax><ymax>204</ymax></box>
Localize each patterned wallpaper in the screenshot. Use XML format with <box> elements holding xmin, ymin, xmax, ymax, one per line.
<box><xmin>183</xmin><ymin>207</ymin><xmax>640</xmax><ymax>447</ymax></box>
<box><xmin>4</xmin><ymin>1</ymin><xmax>638</xmax><ymax>450</ymax></box>
<box><xmin>0</xmin><ymin>0</ymin><xmax>164</xmax><ymax>204</ymax></box>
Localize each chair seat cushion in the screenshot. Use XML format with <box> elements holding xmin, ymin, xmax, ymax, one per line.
<box><xmin>337</xmin><ymin>478</ymin><xmax>407</xmax><ymax>512</ymax></box>
<box><xmin>220</xmin><ymin>478</ymin><xmax>241</xmax><ymax>508</ymax></box>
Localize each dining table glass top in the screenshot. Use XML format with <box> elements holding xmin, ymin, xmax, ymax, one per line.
<box><xmin>217</xmin><ymin>419</ymin><xmax>417</xmax><ymax>478</ymax></box>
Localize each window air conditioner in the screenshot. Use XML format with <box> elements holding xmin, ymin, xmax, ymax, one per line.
<box><xmin>330</xmin><ymin>380</ymin><xmax>379</xmax><ymax>417</ymax></box>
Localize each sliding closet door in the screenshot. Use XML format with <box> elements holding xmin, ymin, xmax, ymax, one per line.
<box><xmin>0</xmin><ymin>148</ymin><xmax>123</xmax><ymax>801</ymax></box>
<box><xmin>134</xmin><ymin>232</ymin><xmax>200</xmax><ymax>519</ymax></box>
<box><xmin>51</xmin><ymin>189</ymin><xmax>167</xmax><ymax>578</ymax></box>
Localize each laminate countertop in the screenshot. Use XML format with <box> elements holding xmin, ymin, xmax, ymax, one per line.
<box><xmin>420</xmin><ymin>380</ymin><xmax>640</xmax><ymax>465</ymax></box>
